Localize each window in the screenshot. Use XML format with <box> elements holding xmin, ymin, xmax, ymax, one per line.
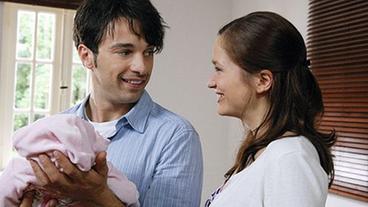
<box><xmin>0</xmin><ymin>3</ymin><xmax>89</xmax><ymax>169</ymax></box>
<box><xmin>307</xmin><ymin>0</ymin><xmax>368</xmax><ymax>202</ymax></box>
<box><xmin>0</xmin><ymin>0</ymin><xmax>82</xmax><ymax>10</ymax></box>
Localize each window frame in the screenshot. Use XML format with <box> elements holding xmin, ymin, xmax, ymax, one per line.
<box><xmin>0</xmin><ymin>2</ymin><xmax>86</xmax><ymax>168</ymax></box>
<box><xmin>0</xmin><ymin>0</ymin><xmax>82</xmax><ymax>10</ymax></box>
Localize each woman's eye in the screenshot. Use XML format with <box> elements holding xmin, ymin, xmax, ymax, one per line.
<box><xmin>215</xmin><ymin>67</ymin><xmax>223</xmax><ymax>72</ymax></box>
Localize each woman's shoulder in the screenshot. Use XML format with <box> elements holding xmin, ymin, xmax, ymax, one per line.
<box><xmin>262</xmin><ymin>136</ymin><xmax>327</xmax><ymax>182</ymax></box>
<box><xmin>263</xmin><ymin>136</ymin><xmax>319</xmax><ymax>161</ymax></box>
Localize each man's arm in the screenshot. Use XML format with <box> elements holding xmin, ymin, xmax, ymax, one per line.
<box><xmin>28</xmin><ymin>151</ymin><xmax>126</xmax><ymax>207</ymax></box>
<box><xmin>143</xmin><ymin>130</ymin><xmax>203</xmax><ymax>207</ymax></box>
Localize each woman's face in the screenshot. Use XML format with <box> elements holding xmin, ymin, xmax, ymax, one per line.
<box><xmin>208</xmin><ymin>37</ymin><xmax>258</xmax><ymax>119</ymax></box>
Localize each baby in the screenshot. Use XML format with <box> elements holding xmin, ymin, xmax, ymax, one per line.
<box><xmin>0</xmin><ymin>114</ymin><xmax>139</xmax><ymax>207</ymax></box>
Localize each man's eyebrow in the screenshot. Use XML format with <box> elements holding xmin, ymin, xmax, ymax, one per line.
<box><xmin>110</xmin><ymin>43</ymin><xmax>134</xmax><ymax>50</ymax></box>
<box><xmin>110</xmin><ymin>43</ymin><xmax>155</xmax><ymax>50</ymax></box>
<box><xmin>212</xmin><ymin>60</ymin><xmax>217</xmax><ymax>65</ymax></box>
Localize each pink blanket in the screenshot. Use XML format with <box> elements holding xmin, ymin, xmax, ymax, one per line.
<box><xmin>0</xmin><ymin>114</ymin><xmax>139</xmax><ymax>207</ymax></box>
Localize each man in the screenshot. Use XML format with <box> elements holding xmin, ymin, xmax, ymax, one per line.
<box><xmin>22</xmin><ymin>0</ymin><xmax>203</xmax><ymax>206</ymax></box>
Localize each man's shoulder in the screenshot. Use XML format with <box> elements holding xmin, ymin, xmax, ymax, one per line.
<box><xmin>150</xmin><ymin>102</ymin><xmax>195</xmax><ymax>131</ymax></box>
<box><xmin>61</xmin><ymin>102</ymin><xmax>83</xmax><ymax>115</ymax></box>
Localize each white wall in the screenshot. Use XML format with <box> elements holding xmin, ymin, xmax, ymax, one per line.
<box><xmin>231</xmin><ymin>1</ymin><xmax>367</xmax><ymax>207</ymax></box>
<box><xmin>0</xmin><ymin>2</ymin><xmax>3</xmax><ymax>167</ymax></box>
<box><xmin>0</xmin><ymin>2</ymin><xmax>3</xmax><ymax>74</ymax></box>
<box><xmin>149</xmin><ymin>0</ymin><xmax>232</xmax><ymax>204</ymax></box>
<box><xmin>232</xmin><ymin>0</ymin><xmax>308</xmax><ymax>40</ymax></box>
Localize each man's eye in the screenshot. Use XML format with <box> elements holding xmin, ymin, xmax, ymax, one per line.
<box><xmin>144</xmin><ymin>49</ymin><xmax>155</xmax><ymax>56</ymax></box>
<box><xmin>118</xmin><ymin>50</ymin><xmax>132</xmax><ymax>56</ymax></box>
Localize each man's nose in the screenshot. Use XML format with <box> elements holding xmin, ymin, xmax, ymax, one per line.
<box><xmin>130</xmin><ymin>55</ymin><xmax>146</xmax><ymax>74</ymax></box>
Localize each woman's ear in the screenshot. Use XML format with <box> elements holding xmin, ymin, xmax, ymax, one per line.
<box><xmin>77</xmin><ymin>44</ymin><xmax>96</xmax><ymax>70</ymax></box>
<box><xmin>255</xmin><ymin>69</ymin><xmax>273</xmax><ymax>94</ymax></box>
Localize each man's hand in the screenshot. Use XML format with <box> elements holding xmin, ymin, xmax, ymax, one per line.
<box><xmin>19</xmin><ymin>191</ymin><xmax>33</xmax><ymax>207</ymax></box>
<box><xmin>29</xmin><ymin>151</ymin><xmax>125</xmax><ymax>206</ymax></box>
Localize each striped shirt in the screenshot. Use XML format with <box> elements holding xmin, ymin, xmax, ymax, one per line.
<box><xmin>63</xmin><ymin>91</ymin><xmax>203</xmax><ymax>207</ymax></box>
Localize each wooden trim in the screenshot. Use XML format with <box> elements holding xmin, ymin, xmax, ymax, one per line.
<box><xmin>329</xmin><ymin>188</ymin><xmax>368</xmax><ymax>203</ymax></box>
<box><xmin>0</xmin><ymin>0</ymin><xmax>82</xmax><ymax>10</ymax></box>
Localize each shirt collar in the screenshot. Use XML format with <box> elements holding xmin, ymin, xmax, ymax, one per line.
<box><xmin>75</xmin><ymin>95</ymin><xmax>90</xmax><ymax>120</ymax></box>
<box><xmin>123</xmin><ymin>91</ymin><xmax>153</xmax><ymax>133</ymax></box>
<box><xmin>76</xmin><ymin>91</ymin><xmax>153</xmax><ymax>134</ymax></box>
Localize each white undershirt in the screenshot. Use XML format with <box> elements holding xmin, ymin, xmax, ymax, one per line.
<box><xmin>84</xmin><ymin>108</ymin><xmax>119</xmax><ymax>138</ymax></box>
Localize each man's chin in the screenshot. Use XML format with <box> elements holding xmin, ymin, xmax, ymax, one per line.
<box><xmin>119</xmin><ymin>91</ymin><xmax>144</xmax><ymax>104</ymax></box>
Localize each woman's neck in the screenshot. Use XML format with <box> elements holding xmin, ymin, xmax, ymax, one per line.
<box><xmin>241</xmin><ymin>97</ymin><xmax>270</xmax><ymax>136</ymax></box>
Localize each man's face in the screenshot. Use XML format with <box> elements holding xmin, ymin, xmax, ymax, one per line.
<box><xmin>88</xmin><ymin>18</ymin><xmax>154</xmax><ymax>106</ymax></box>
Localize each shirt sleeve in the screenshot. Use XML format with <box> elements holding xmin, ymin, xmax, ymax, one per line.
<box><xmin>142</xmin><ymin>129</ymin><xmax>203</xmax><ymax>207</ymax></box>
<box><xmin>264</xmin><ymin>151</ymin><xmax>328</xmax><ymax>207</ymax></box>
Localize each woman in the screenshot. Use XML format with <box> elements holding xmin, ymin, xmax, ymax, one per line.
<box><xmin>206</xmin><ymin>11</ymin><xmax>336</xmax><ymax>207</ymax></box>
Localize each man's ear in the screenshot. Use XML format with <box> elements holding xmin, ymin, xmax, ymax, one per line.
<box><xmin>255</xmin><ymin>69</ymin><xmax>273</xmax><ymax>94</ymax></box>
<box><xmin>77</xmin><ymin>44</ymin><xmax>96</xmax><ymax>70</ymax></box>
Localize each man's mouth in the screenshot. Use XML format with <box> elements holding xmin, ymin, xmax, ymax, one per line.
<box><xmin>120</xmin><ymin>77</ymin><xmax>146</xmax><ymax>88</ymax></box>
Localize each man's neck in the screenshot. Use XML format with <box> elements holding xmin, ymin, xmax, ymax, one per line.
<box><xmin>85</xmin><ymin>96</ymin><xmax>135</xmax><ymax>122</ymax></box>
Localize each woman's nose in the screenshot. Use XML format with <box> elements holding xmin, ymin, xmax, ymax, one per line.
<box><xmin>207</xmin><ymin>79</ymin><xmax>216</xmax><ymax>89</ymax></box>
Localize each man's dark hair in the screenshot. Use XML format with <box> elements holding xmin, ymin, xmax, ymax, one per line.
<box><xmin>73</xmin><ymin>0</ymin><xmax>166</xmax><ymax>54</ymax></box>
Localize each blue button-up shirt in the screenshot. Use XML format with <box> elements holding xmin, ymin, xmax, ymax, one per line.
<box><xmin>64</xmin><ymin>91</ymin><xmax>203</xmax><ymax>207</ymax></box>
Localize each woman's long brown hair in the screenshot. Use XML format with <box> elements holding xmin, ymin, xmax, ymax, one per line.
<box><xmin>219</xmin><ymin>11</ymin><xmax>336</xmax><ymax>186</ymax></box>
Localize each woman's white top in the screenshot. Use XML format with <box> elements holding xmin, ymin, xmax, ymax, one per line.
<box><xmin>209</xmin><ymin>136</ymin><xmax>328</xmax><ymax>207</ymax></box>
